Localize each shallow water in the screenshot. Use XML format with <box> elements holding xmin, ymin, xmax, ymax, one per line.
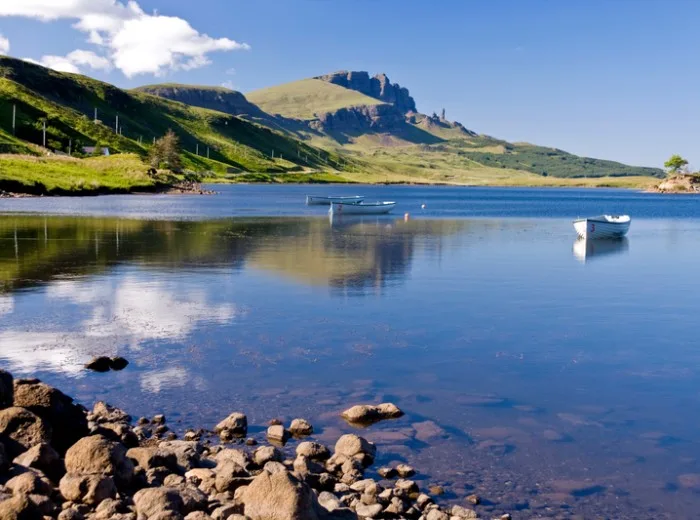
<box><xmin>1</xmin><ymin>186</ymin><xmax>700</xmax><ymax>518</ymax></box>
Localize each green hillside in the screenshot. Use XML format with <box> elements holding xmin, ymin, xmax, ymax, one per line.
<box><xmin>0</xmin><ymin>56</ymin><xmax>356</xmax><ymax>183</ymax></box>
<box><xmin>246</xmin><ymin>78</ymin><xmax>386</xmax><ymax>120</ymax></box>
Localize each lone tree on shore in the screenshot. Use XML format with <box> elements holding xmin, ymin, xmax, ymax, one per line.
<box><xmin>664</xmin><ymin>154</ymin><xmax>689</xmax><ymax>175</ymax></box>
<box><xmin>149</xmin><ymin>129</ymin><xmax>182</xmax><ymax>171</ymax></box>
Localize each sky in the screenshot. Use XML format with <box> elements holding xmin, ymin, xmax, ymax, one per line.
<box><xmin>0</xmin><ymin>0</ymin><xmax>698</xmax><ymax>169</ymax></box>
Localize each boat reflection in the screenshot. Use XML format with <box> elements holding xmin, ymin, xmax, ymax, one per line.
<box><xmin>573</xmin><ymin>237</ymin><xmax>629</xmax><ymax>263</ymax></box>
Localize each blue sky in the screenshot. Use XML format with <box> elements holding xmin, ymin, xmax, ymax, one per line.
<box><xmin>1</xmin><ymin>0</ymin><xmax>698</xmax><ymax>168</ymax></box>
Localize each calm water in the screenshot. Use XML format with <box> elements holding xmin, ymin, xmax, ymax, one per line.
<box><xmin>2</xmin><ymin>185</ymin><xmax>700</xmax><ymax>518</ymax></box>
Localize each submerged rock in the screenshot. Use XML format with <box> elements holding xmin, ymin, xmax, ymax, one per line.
<box><xmin>109</xmin><ymin>357</ymin><xmax>129</xmax><ymax>371</ymax></box>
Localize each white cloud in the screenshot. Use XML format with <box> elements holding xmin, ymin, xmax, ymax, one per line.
<box><xmin>221</xmin><ymin>80</ymin><xmax>236</xmax><ymax>90</ymax></box>
<box><xmin>0</xmin><ymin>34</ymin><xmax>9</xmax><ymax>54</ymax></box>
<box><xmin>0</xmin><ymin>0</ymin><xmax>249</xmax><ymax>77</ymax></box>
<box><xmin>25</xmin><ymin>49</ymin><xmax>112</xmax><ymax>74</ymax></box>
<box><xmin>225</xmin><ymin>67</ymin><xmax>236</xmax><ymax>76</ymax></box>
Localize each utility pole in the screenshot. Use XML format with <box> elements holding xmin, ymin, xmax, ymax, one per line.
<box><xmin>206</xmin><ymin>147</ymin><xmax>210</xmax><ymax>159</ymax></box>
<box><xmin>94</xmin><ymin>107</ymin><xmax>97</xmax><ymax>122</ymax></box>
<box><xmin>115</xmin><ymin>114</ymin><xmax>119</xmax><ymax>133</ymax></box>
<box><xmin>271</xmin><ymin>150</ymin><xmax>275</xmax><ymax>159</ymax></box>
<box><xmin>196</xmin><ymin>143</ymin><xmax>199</xmax><ymax>156</ymax></box>
<box><xmin>42</xmin><ymin>120</ymin><xmax>46</xmax><ymax>148</ymax></box>
<box><xmin>68</xmin><ymin>138</ymin><xmax>72</xmax><ymax>156</ymax></box>
<box><xmin>11</xmin><ymin>104</ymin><xmax>15</xmax><ymax>135</ymax></box>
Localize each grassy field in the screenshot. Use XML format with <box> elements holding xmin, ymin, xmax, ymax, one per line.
<box><xmin>246</xmin><ymin>79</ymin><xmax>386</xmax><ymax>120</ymax></box>
<box><xmin>0</xmin><ymin>153</ymin><xmax>170</xmax><ymax>194</ymax></box>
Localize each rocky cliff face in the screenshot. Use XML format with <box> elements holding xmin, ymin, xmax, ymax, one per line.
<box><xmin>137</xmin><ymin>85</ymin><xmax>263</xmax><ymax>118</ymax></box>
<box><xmin>316</xmin><ymin>71</ymin><xmax>417</xmax><ymax>114</ymax></box>
<box><xmin>309</xmin><ymin>104</ymin><xmax>406</xmax><ymax>134</ymax></box>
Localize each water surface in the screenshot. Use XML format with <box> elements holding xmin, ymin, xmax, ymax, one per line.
<box><xmin>1</xmin><ymin>186</ymin><xmax>699</xmax><ymax>519</ymax></box>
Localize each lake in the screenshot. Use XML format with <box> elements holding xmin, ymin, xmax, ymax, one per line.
<box><xmin>1</xmin><ymin>185</ymin><xmax>700</xmax><ymax>519</ymax></box>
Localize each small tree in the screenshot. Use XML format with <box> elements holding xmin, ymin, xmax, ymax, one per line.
<box><xmin>149</xmin><ymin>130</ymin><xmax>182</xmax><ymax>171</ymax></box>
<box><xmin>664</xmin><ymin>154</ymin><xmax>689</xmax><ymax>175</ymax></box>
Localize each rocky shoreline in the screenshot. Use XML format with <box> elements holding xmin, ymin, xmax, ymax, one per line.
<box><xmin>0</xmin><ymin>370</ymin><xmax>508</xmax><ymax>520</ymax></box>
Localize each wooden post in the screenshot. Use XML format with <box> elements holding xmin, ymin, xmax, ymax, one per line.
<box><xmin>115</xmin><ymin>115</ymin><xmax>119</xmax><ymax>133</ymax></box>
<box><xmin>42</xmin><ymin>120</ymin><xmax>46</xmax><ymax>148</ymax></box>
<box><xmin>196</xmin><ymin>143</ymin><xmax>199</xmax><ymax>156</ymax></box>
<box><xmin>11</xmin><ymin>104</ymin><xmax>15</xmax><ymax>135</ymax></box>
<box><xmin>207</xmin><ymin>147</ymin><xmax>210</xmax><ymax>159</ymax></box>
<box><xmin>68</xmin><ymin>138</ymin><xmax>72</xmax><ymax>156</ymax></box>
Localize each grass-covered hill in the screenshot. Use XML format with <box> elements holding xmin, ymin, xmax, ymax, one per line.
<box><xmin>0</xmin><ymin>56</ymin><xmax>354</xmax><ymax>185</ymax></box>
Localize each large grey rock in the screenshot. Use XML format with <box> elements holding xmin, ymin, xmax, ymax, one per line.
<box><xmin>341</xmin><ymin>403</ymin><xmax>403</xmax><ymax>425</ymax></box>
<box><xmin>0</xmin><ymin>494</ymin><xmax>42</xmax><ymax>519</ymax></box>
<box><xmin>214</xmin><ymin>448</ymin><xmax>249</xmax><ymax>469</ymax></box>
<box><xmin>178</xmin><ymin>485</ymin><xmax>208</xmax><ymax>514</ymax></box>
<box><xmin>158</xmin><ymin>440</ymin><xmax>203</xmax><ymax>473</ymax></box>
<box><xmin>0</xmin><ymin>406</ymin><xmax>51</xmax><ymax>458</ymax></box>
<box><xmin>242</xmin><ymin>469</ymin><xmax>321</xmax><ymax>520</ymax></box>
<box><xmin>13</xmin><ymin>378</ymin><xmax>88</xmax><ymax>453</ymax></box>
<box><xmin>133</xmin><ymin>487</ymin><xmax>184</xmax><ymax>518</ymax></box>
<box><xmin>59</xmin><ymin>472</ymin><xmax>117</xmax><ymax>505</ymax></box>
<box><xmin>215</xmin><ymin>460</ymin><xmax>251</xmax><ymax>492</ymax></box>
<box><xmin>64</xmin><ymin>435</ymin><xmax>134</xmax><ymax>485</ymax></box>
<box><xmin>252</xmin><ymin>446</ymin><xmax>281</xmax><ymax>467</ymax></box>
<box><xmin>289</xmin><ymin>419</ymin><xmax>313</xmax><ymax>437</ymax></box>
<box><xmin>317</xmin><ymin>71</ymin><xmax>417</xmax><ymax>114</ymax></box>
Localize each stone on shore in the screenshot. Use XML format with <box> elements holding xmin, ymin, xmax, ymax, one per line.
<box><xmin>396</xmin><ymin>463</ymin><xmax>415</xmax><ymax>478</ymax></box>
<box><xmin>13</xmin><ymin>378</ymin><xmax>88</xmax><ymax>453</ymax></box>
<box><xmin>242</xmin><ymin>469</ymin><xmax>321</xmax><ymax>520</ymax></box>
<box><xmin>214</xmin><ymin>412</ymin><xmax>248</xmax><ymax>437</ymax></box>
<box><xmin>341</xmin><ymin>403</ymin><xmax>404</xmax><ymax>425</ymax></box>
<box><xmin>133</xmin><ymin>487</ymin><xmax>184</xmax><ymax>518</ymax></box>
<box><xmin>5</xmin><ymin>470</ymin><xmax>54</xmax><ymax>496</ymax></box>
<box><xmin>13</xmin><ymin>442</ymin><xmax>63</xmax><ymax>482</ymax></box>
<box><xmin>334</xmin><ymin>434</ymin><xmax>376</xmax><ymax>465</ymax></box>
<box><xmin>64</xmin><ymin>435</ymin><xmax>134</xmax><ymax>485</ymax></box>
<box><xmin>267</xmin><ymin>425</ymin><xmax>289</xmax><ymax>445</ymax></box>
<box><xmin>127</xmin><ymin>446</ymin><xmax>178</xmax><ymax>472</ymax></box>
<box><xmin>253</xmin><ymin>446</ymin><xmax>281</xmax><ymax>467</ymax></box>
<box><xmin>289</xmin><ymin>418</ymin><xmax>314</xmax><ymax>437</ymax></box>
<box><xmin>59</xmin><ymin>472</ymin><xmax>117</xmax><ymax>505</ymax></box>
<box><xmin>0</xmin><ymin>406</ymin><xmax>51</xmax><ymax>458</ymax></box>
<box><xmin>296</xmin><ymin>442</ymin><xmax>330</xmax><ymax>461</ymax></box>
<box><xmin>451</xmin><ymin>505</ymin><xmax>479</xmax><ymax>518</ymax></box>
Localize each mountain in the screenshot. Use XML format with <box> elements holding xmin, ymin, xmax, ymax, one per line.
<box><xmin>0</xmin><ymin>56</ymin><xmax>352</xmax><ymax>177</ymax></box>
<box><xmin>145</xmin><ymin>71</ymin><xmax>662</xmax><ymax>181</ymax></box>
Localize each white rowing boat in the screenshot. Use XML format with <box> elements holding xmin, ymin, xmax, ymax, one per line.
<box><xmin>329</xmin><ymin>201</ymin><xmax>396</xmax><ymax>215</ymax></box>
<box><xmin>306</xmin><ymin>195</ymin><xmax>364</xmax><ymax>205</ymax></box>
<box><xmin>573</xmin><ymin>215</ymin><xmax>631</xmax><ymax>239</ymax></box>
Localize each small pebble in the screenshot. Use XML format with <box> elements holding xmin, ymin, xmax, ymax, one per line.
<box><xmin>245</xmin><ymin>438</ymin><xmax>257</xmax><ymax>446</ymax></box>
<box><xmin>396</xmin><ymin>463</ymin><xmax>415</xmax><ymax>478</ymax></box>
<box><xmin>152</xmin><ymin>414</ymin><xmax>166</xmax><ymax>425</ymax></box>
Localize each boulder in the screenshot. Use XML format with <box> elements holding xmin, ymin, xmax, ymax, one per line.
<box><xmin>242</xmin><ymin>469</ymin><xmax>321</xmax><ymax>520</ymax></box>
<box><xmin>64</xmin><ymin>435</ymin><xmax>134</xmax><ymax>485</ymax></box>
<box><xmin>59</xmin><ymin>472</ymin><xmax>117</xmax><ymax>505</ymax></box>
<box><xmin>451</xmin><ymin>505</ymin><xmax>478</xmax><ymax>519</ymax></box>
<box><xmin>127</xmin><ymin>447</ymin><xmax>178</xmax><ymax>472</ymax></box>
<box><xmin>266</xmin><ymin>425</ymin><xmax>289</xmax><ymax>445</ymax></box>
<box><xmin>0</xmin><ymin>406</ymin><xmax>51</xmax><ymax>458</ymax></box>
<box><xmin>425</xmin><ymin>509</ymin><xmax>449</xmax><ymax>520</ymax></box>
<box><xmin>395</xmin><ymin>464</ymin><xmax>415</xmax><ymax>478</ymax></box>
<box><xmin>0</xmin><ymin>494</ymin><xmax>43</xmax><ymax>520</ymax></box>
<box><xmin>289</xmin><ymin>419</ymin><xmax>313</xmax><ymax>437</ymax></box>
<box><xmin>184</xmin><ymin>513</ymin><xmax>213</xmax><ymax>520</ymax></box>
<box><xmin>13</xmin><ymin>443</ymin><xmax>64</xmax><ymax>482</ymax></box>
<box><xmin>158</xmin><ymin>441</ymin><xmax>203</xmax><ymax>473</ymax></box>
<box><xmin>5</xmin><ymin>470</ymin><xmax>53</xmax><ymax>496</ymax></box>
<box><xmin>13</xmin><ymin>378</ymin><xmax>88</xmax><ymax>453</ymax></box>
<box><xmin>296</xmin><ymin>442</ymin><xmax>330</xmax><ymax>461</ymax></box>
<box><xmin>214</xmin><ymin>413</ymin><xmax>247</xmax><ymax>436</ymax></box>
<box><xmin>263</xmin><ymin>461</ymin><xmax>287</xmax><ymax>474</ymax></box>
<box><xmin>185</xmin><ymin>468</ymin><xmax>217</xmax><ymax>494</ymax></box>
<box><xmin>215</xmin><ymin>460</ymin><xmax>251</xmax><ymax>492</ymax></box>
<box><xmin>341</xmin><ymin>403</ymin><xmax>403</xmax><ymax>425</ymax></box>
<box><xmin>334</xmin><ymin>435</ymin><xmax>376</xmax><ymax>465</ymax></box>
<box><xmin>95</xmin><ymin>497</ymin><xmax>128</xmax><ymax>519</ymax></box>
<box><xmin>178</xmin><ymin>485</ymin><xmax>208</xmax><ymax>514</ymax></box>
<box><xmin>85</xmin><ymin>357</ymin><xmax>111</xmax><ymax>372</ymax></box>
<box><xmin>109</xmin><ymin>357</ymin><xmax>129</xmax><ymax>371</ymax></box>
<box><xmin>0</xmin><ymin>369</ymin><xmax>13</xmax><ymax>409</ymax></box>
<box><xmin>355</xmin><ymin>502</ymin><xmax>383</xmax><ymax>518</ymax></box>
<box><xmin>133</xmin><ymin>487</ymin><xmax>184</xmax><ymax>518</ymax></box>
<box><xmin>91</xmin><ymin>402</ymin><xmax>130</xmax><ymax>425</ymax></box>
<box><xmin>214</xmin><ymin>448</ymin><xmax>249</xmax><ymax>469</ymax></box>
<box><xmin>252</xmin><ymin>446</ymin><xmax>281</xmax><ymax>467</ymax></box>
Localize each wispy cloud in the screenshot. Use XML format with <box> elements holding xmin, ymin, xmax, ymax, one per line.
<box><xmin>221</xmin><ymin>80</ymin><xmax>237</xmax><ymax>90</ymax></box>
<box><xmin>0</xmin><ymin>0</ymin><xmax>250</xmax><ymax>77</ymax></box>
<box><xmin>0</xmin><ymin>34</ymin><xmax>9</xmax><ymax>54</ymax></box>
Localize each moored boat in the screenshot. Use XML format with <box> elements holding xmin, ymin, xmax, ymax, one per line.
<box><xmin>329</xmin><ymin>201</ymin><xmax>396</xmax><ymax>215</ymax></box>
<box><xmin>573</xmin><ymin>215</ymin><xmax>631</xmax><ymax>239</ymax></box>
<box><xmin>306</xmin><ymin>195</ymin><xmax>364</xmax><ymax>205</ymax></box>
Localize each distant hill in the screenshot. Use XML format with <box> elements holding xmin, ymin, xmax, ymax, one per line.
<box><xmin>0</xmin><ymin>56</ymin><xmax>352</xmax><ymax>176</ymax></box>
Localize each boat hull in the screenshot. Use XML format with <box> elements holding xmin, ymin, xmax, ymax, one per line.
<box><xmin>306</xmin><ymin>195</ymin><xmax>363</xmax><ymax>205</ymax></box>
<box><xmin>573</xmin><ymin>219</ymin><xmax>630</xmax><ymax>239</ymax></box>
<box><xmin>330</xmin><ymin>202</ymin><xmax>396</xmax><ymax>215</ymax></box>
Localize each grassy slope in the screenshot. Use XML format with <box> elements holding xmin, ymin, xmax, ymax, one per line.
<box><xmin>246</xmin><ymin>79</ymin><xmax>386</xmax><ymax>120</ymax></box>
<box><xmin>0</xmin><ymin>154</ymin><xmax>170</xmax><ymax>194</ymax></box>
<box><xmin>0</xmin><ymin>57</ymin><xmax>357</xmax><ymax>183</ymax></box>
